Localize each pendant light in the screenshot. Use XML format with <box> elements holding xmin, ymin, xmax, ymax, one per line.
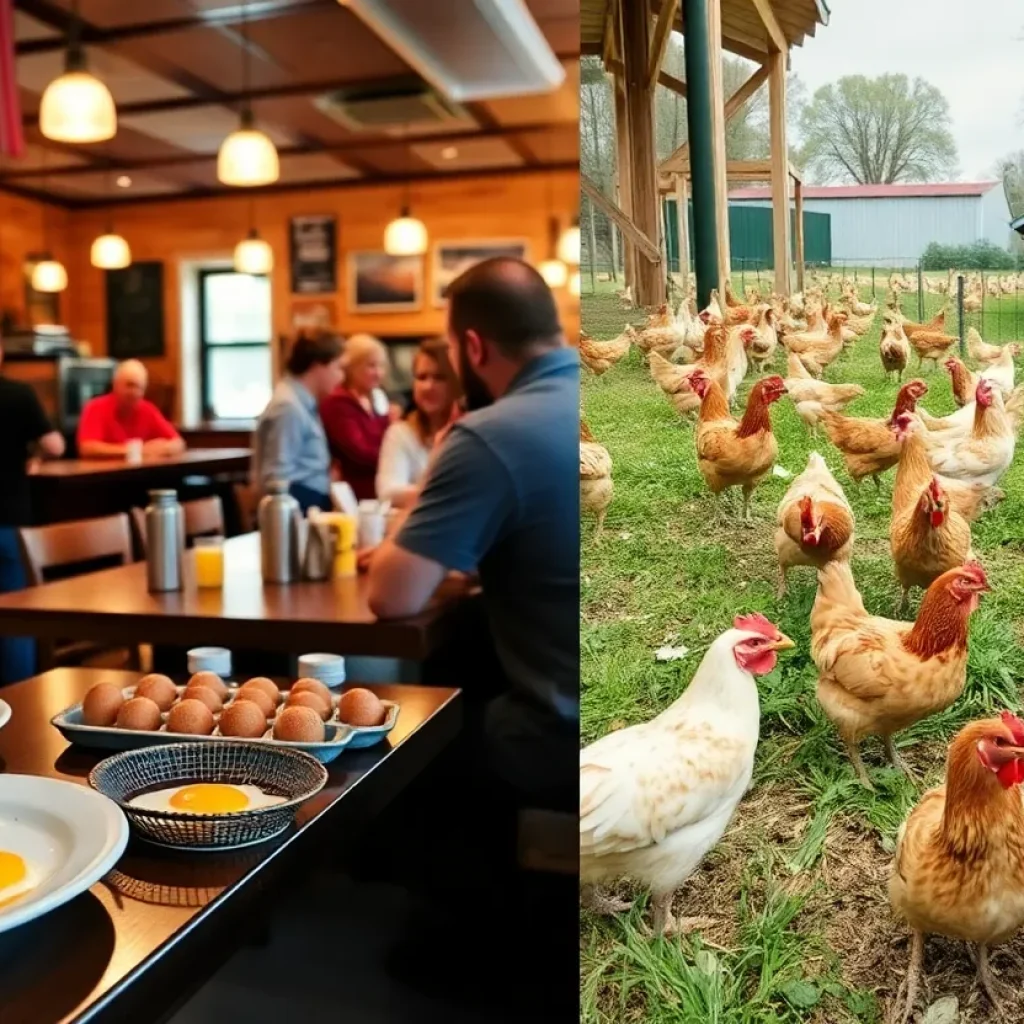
<box><xmin>234</xmin><ymin>195</ymin><xmax>273</xmax><ymax>274</ymax></box>
<box><xmin>32</xmin><ymin>160</ymin><xmax>68</xmax><ymax>293</ymax></box>
<box><xmin>39</xmin><ymin>0</ymin><xmax>116</xmax><ymax>144</ymax></box>
<box><xmin>217</xmin><ymin>1</ymin><xmax>279</xmax><ymax>187</ymax></box>
<box><xmin>538</xmin><ymin>167</ymin><xmax>568</xmax><ymax>287</ymax></box>
<box><xmin>557</xmin><ymin>216</ymin><xmax>580</xmax><ymax>266</ymax></box>
<box><xmin>383</xmin><ymin>125</ymin><xmax>428</xmax><ymax>256</ymax></box>
<box><xmin>90</xmin><ymin>172</ymin><xmax>131</xmax><ymax>269</ymax></box>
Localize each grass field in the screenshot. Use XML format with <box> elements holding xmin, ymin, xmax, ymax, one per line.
<box><xmin>580</xmin><ymin>288</ymin><xmax>1024</xmax><ymax>1024</ymax></box>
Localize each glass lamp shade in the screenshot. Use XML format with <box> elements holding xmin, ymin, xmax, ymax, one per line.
<box><xmin>39</xmin><ymin>70</ymin><xmax>116</xmax><ymax>143</ymax></box>
<box><xmin>568</xmin><ymin>271</ymin><xmax>581</xmax><ymax>298</ymax></box>
<box><xmin>539</xmin><ymin>259</ymin><xmax>568</xmax><ymax>288</ymax></box>
<box><xmin>383</xmin><ymin>210</ymin><xmax>428</xmax><ymax>256</ymax></box>
<box><xmin>217</xmin><ymin>124</ymin><xmax>280</xmax><ymax>187</ymax></box>
<box><xmin>90</xmin><ymin>233</ymin><xmax>131</xmax><ymax>269</ymax></box>
<box><xmin>31</xmin><ymin>259</ymin><xmax>68</xmax><ymax>293</ymax></box>
<box><xmin>234</xmin><ymin>232</ymin><xmax>274</xmax><ymax>275</ymax></box>
<box><xmin>557</xmin><ymin>224</ymin><xmax>580</xmax><ymax>266</ymax></box>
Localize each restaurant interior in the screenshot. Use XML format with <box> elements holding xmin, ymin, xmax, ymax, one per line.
<box><xmin>0</xmin><ymin>1</ymin><xmax>579</xmax><ymax>1021</ymax></box>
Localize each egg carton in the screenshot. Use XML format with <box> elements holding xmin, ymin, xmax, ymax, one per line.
<box><xmin>52</xmin><ymin>685</ymin><xmax>399</xmax><ymax>765</ymax></box>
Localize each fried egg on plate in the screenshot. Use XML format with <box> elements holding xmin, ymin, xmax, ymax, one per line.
<box><xmin>128</xmin><ymin>783</ymin><xmax>286</xmax><ymax>816</ymax></box>
<box><xmin>0</xmin><ymin>820</ymin><xmax>60</xmax><ymax>913</ymax></box>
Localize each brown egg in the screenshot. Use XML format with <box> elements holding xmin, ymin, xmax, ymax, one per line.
<box><xmin>285</xmin><ymin>690</ymin><xmax>331</xmax><ymax>721</ymax></box>
<box><xmin>290</xmin><ymin>677</ymin><xmax>333</xmax><ymax>708</ymax></box>
<box><xmin>188</xmin><ymin>671</ymin><xmax>229</xmax><ymax>700</ymax></box>
<box><xmin>183</xmin><ymin>683</ymin><xmax>223</xmax><ymax>713</ymax></box>
<box><xmin>218</xmin><ymin>699</ymin><xmax>268</xmax><ymax>739</ymax></box>
<box><xmin>337</xmin><ymin>688</ymin><xmax>386</xmax><ymax>727</ymax></box>
<box><xmin>235</xmin><ymin>684</ymin><xmax>275</xmax><ymax>719</ymax></box>
<box><xmin>166</xmin><ymin>698</ymin><xmax>215</xmax><ymax>735</ymax></box>
<box><xmin>242</xmin><ymin>676</ymin><xmax>280</xmax><ymax>707</ymax></box>
<box><xmin>82</xmin><ymin>682</ymin><xmax>125</xmax><ymax>726</ymax></box>
<box><xmin>116</xmin><ymin>696</ymin><xmax>163</xmax><ymax>732</ymax></box>
<box><xmin>134</xmin><ymin>673</ymin><xmax>178</xmax><ymax>712</ymax></box>
<box><xmin>273</xmin><ymin>706</ymin><xmax>325</xmax><ymax>743</ymax></box>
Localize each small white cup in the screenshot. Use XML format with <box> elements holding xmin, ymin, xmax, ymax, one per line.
<box><xmin>297</xmin><ymin>653</ymin><xmax>346</xmax><ymax>688</ymax></box>
<box><xmin>187</xmin><ymin>646</ymin><xmax>232</xmax><ymax>677</ymax></box>
<box><xmin>125</xmin><ymin>438</ymin><xmax>143</xmax><ymax>465</ymax></box>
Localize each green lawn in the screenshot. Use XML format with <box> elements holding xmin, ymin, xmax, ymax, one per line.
<box><xmin>580</xmin><ymin>288</ymin><xmax>1024</xmax><ymax>1023</ymax></box>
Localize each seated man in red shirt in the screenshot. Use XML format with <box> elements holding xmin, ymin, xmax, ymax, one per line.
<box><xmin>77</xmin><ymin>359</ymin><xmax>186</xmax><ymax>458</ymax></box>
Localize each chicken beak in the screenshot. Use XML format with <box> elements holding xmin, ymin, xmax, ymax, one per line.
<box><xmin>771</xmin><ymin>633</ymin><xmax>795</xmax><ymax>651</ymax></box>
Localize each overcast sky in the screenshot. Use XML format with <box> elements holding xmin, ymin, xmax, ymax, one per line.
<box><xmin>788</xmin><ymin>0</ymin><xmax>1022</xmax><ymax>181</ymax></box>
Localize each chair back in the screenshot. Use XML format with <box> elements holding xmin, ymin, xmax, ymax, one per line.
<box><xmin>19</xmin><ymin>513</ymin><xmax>134</xmax><ymax>587</ymax></box>
<box><xmin>232</xmin><ymin>483</ymin><xmax>259</xmax><ymax>533</ymax></box>
<box><xmin>132</xmin><ymin>496</ymin><xmax>225</xmax><ymax>556</ymax></box>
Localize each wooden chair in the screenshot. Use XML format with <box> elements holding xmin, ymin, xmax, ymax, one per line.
<box><xmin>131</xmin><ymin>495</ymin><xmax>225</xmax><ymax>555</ymax></box>
<box><xmin>232</xmin><ymin>482</ymin><xmax>259</xmax><ymax>533</ymax></box>
<box><xmin>18</xmin><ymin>513</ymin><xmax>138</xmax><ymax>671</ymax></box>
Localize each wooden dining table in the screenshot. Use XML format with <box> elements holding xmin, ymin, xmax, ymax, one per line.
<box><xmin>0</xmin><ymin>668</ymin><xmax>461</xmax><ymax>1024</ymax></box>
<box><xmin>29</xmin><ymin>449</ymin><xmax>252</xmax><ymax>525</ymax></box>
<box><xmin>0</xmin><ymin>533</ymin><xmax>461</xmax><ymax>660</ymax></box>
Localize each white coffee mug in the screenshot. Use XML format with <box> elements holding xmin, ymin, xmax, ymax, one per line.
<box><xmin>125</xmin><ymin>438</ymin><xmax>143</xmax><ymax>465</ymax></box>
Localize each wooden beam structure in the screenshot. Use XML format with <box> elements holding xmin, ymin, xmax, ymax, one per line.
<box><xmin>581</xmin><ymin>174</ymin><xmax>662</xmax><ymax>263</ymax></box>
<box><xmin>794</xmin><ymin>177</ymin><xmax>805</xmax><ymax>291</ymax></box>
<box><xmin>648</xmin><ymin>0</ymin><xmax>680</xmax><ymax>88</ymax></box>
<box><xmin>609</xmin><ymin>59</ymin><xmax>687</xmax><ymax>97</ymax></box>
<box><xmin>621</xmin><ymin>0</ymin><xmax>666</xmax><ymax>304</ymax></box>
<box><xmin>675</xmin><ymin>174</ymin><xmax>690</xmax><ymax>282</ymax></box>
<box><xmin>613</xmin><ymin>71</ymin><xmax>636</xmax><ymax>291</ymax></box>
<box><xmin>768</xmin><ymin>47</ymin><xmax>791</xmax><ymax>293</ymax></box>
<box><xmin>707</xmin><ymin>0</ymin><xmax>731</xmax><ymax>295</ymax></box>
<box><xmin>749</xmin><ymin>0</ymin><xmax>789</xmax><ymax>54</ymax></box>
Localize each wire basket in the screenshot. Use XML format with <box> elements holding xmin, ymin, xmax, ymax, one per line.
<box><xmin>89</xmin><ymin>741</ymin><xmax>328</xmax><ymax>851</ymax></box>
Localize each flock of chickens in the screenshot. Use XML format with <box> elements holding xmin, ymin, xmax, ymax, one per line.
<box><xmin>579</xmin><ymin>281</ymin><xmax>1024</xmax><ymax>1021</ymax></box>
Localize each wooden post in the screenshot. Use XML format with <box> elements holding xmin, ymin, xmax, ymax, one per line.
<box><xmin>793</xmin><ymin>176</ymin><xmax>805</xmax><ymax>293</ymax></box>
<box><xmin>613</xmin><ymin>73</ymin><xmax>635</xmax><ymax>293</ymax></box>
<box><xmin>768</xmin><ymin>48</ymin><xmax>791</xmax><ymax>295</ymax></box>
<box><xmin>586</xmin><ymin>195</ymin><xmax>599</xmax><ymax>292</ymax></box>
<box><xmin>622</xmin><ymin>0</ymin><xmax>665</xmax><ymax>307</ymax></box>
<box><xmin>706</xmin><ymin>0</ymin><xmax>730</xmax><ymax>297</ymax></box>
<box><xmin>675</xmin><ymin>174</ymin><xmax>690</xmax><ymax>289</ymax></box>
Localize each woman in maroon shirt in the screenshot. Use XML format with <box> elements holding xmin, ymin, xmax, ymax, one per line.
<box><xmin>320</xmin><ymin>334</ymin><xmax>395</xmax><ymax>500</ymax></box>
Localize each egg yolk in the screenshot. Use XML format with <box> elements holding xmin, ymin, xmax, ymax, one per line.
<box><xmin>0</xmin><ymin>851</ymin><xmax>27</xmax><ymax>908</ymax></box>
<box><xmin>168</xmin><ymin>784</ymin><xmax>249</xmax><ymax>814</ymax></box>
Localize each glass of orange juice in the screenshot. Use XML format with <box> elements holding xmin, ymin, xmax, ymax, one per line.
<box><xmin>194</xmin><ymin>536</ymin><xmax>225</xmax><ymax>588</ymax></box>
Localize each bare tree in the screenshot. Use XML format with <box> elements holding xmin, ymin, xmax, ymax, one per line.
<box><xmin>995</xmin><ymin>150</ymin><xmax>1024</xmax><ymax>217</ymax></box>
<box><xmin>798</xmin><ymin>74</ymin><xmax>958</xmax><ymax>184</ymax></box>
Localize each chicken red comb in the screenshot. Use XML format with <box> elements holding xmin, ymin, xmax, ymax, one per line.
<box><xmin>733</xmin><ymin>613</ymin><xmax>779</xmax><ymax>638</ymax></box>
<box><xmin>1000</xmin><ymin>710</ymin><xmax>1024</xmax><ymax>745</ymax></box>
<box><xmin>761</xmin><ymin>375</ymin><xmax>785</xmax><ymax>389</ymax></box>
<box><xmin>928</xmin><ymin>477</ymin><xmax>943</xmax><ymax>500</ymax></box>
<box><xmin>960</xmin><ymin>560</ymin><xmax>990</xmax><ymax>588</ymax></box>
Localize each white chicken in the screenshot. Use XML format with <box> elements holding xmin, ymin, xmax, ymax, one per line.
<box><xmin>580</xmin><ymin>614</ymin><xmax>794</xmax><ymax>935</ymax></box>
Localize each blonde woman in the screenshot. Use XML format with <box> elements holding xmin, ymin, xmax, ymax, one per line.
<box><xmin>376</xmin><ymin>339</ymin><xmax>462</xmax><ymax>507</ymax></box>
<box><xmin>320</xmin><ymin>333</ymin><xmax>395</xmax><ymax>500</ymax></box>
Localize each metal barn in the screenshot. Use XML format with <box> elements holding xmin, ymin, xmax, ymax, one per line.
<box><xmin>727</xmin><ymin>182</ymin><xmax>1014</xmax><ymax>266</ymax></box>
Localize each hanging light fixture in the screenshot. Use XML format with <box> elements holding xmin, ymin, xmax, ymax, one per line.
<box><xmin>90</xmin><ymin>172</ymin><xmax>132</xmax><ymax>269</ymax></box>
<box><xmin>383</xmin><ymin>125</ymin><xmax>427</xmax><ymax>256</ymax></box>
<box><xmin>39</xmin><ymin>0</ymin><xmax>116</xmax><ymax>144</ymax></box>
<box><xmin>538</xmin><ymin>175</ymin><xmax>568</xmax><ymax>288</ymax></box>
<box><xmin>217</xmin><ymin>1</ymin><xmax>279</xmax><ymax>187</ymax></box>
<box><xmin>234</xmin><ymin>195</ymin><xmax>273</xmax><ymax>274</ymax></box>
<box><xmin>557</xmin><ymin>217</ymin><xmax>581</xmax><ymax>266</ymax></box>
<box><xmin>32</xmin><ymin>158</ymin><xmax>68</xmax><ymax>293</ymax></box>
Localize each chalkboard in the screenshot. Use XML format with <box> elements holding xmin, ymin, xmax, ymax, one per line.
<box><xmin>105</xmin><ymin>262</ymin><xmax>165</xmax><ymax>358</ymax></box>
<box><xmin>290</xmin><ymin>214</ymin><xmax>337</xmax><ymax>294</ymax></box>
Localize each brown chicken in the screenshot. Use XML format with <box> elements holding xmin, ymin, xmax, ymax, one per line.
<box><xmin>580</xmin><ymin>327</ymin><xmax>634</xmax><ymax>375</ymax></box>
<box><xmin>580</xmin><ymin>420</ymin><xmax>613</xmax><ymax>539</ymax></box>
<box><xmin>783</xmin><ymin>351</ymin><xmax>865</xmax><ymax>433</ymax></box>
<box><xmin>890</xmin><ymin>414</ymin><xmax>984</xmax><ymax>612</ymax></box>
<box><xmin>879</xmin><ymin>322</ymin><xmax>910</xmax><ymax>381</ymax></box>
<box><xmin>819</xmin><ymin>379</ymin><xmax>929</xmax><ymax>485</ymax></box>
<box><xmin>687</xmin><ymin>369</ymin><xmax>787</xmax><ymax>521</ymax></box>
<box><xmin>911</xmin><ymin>329</ymin><xmax>958</xmax><ymax>371</ymax></box>
<box><xmin>811</xmin><ymin>560</ymin><xmax>990</xmax><ymax>788</ymax></box>
<box><xmin>774</xmin><ymin>451</ymin><xmax>854</xmax><ymax>597</ymax></box>
<box><xmin>943</xmin><ymin>355</ymin><xmax>975</xmax><ymax>407</ymax></box>
<box><xmin>648</xmin><ymin>324</ymin><xmax>732</xmax><ymax>416</ymax></box>
<box><xmin>889</xmin><ymin>308</ymin><xmax>945</xmax><ymax>338</ymax></box>
<box><xmin>782</xmin><ymin>312</ymin><xmax>848</xmax><ymax>377</ymax></box>
<box><xmin>889</xmin><ymin>713</ymin><xmax>1024</xmax><ymax>1021</ymax></box>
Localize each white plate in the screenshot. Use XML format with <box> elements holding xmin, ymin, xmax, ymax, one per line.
<box><xmin>0</xmin><ymin>700</ymin><xmax>10</xmax><ymax>731</ymax></box>
<box><xmin>0</xmin><ymin>775</ymin><xmax>129</xmax><ymax>934</ymax></box>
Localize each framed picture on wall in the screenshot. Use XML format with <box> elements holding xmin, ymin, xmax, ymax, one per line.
<box><xmin>431</xmin><ymin>239</ymin><xmax>530</xmax><ymax>307</ymax></box>
<box><xmin>290</xmin><ymin>214</ymin><xmax>337</xmax><ymax>294</ymax></box>
<box><xmin>23</xmin><ymin>255</ymin><xmax>61</xmax><ymax>326</ymax></box>
<box><xmin>347</xmin><ymin>251</ymin><xmax>423</xmax><ymax>313</ymax></box>
<box><xmin>290</xmin><ymin>298</ymin><xmax>338</xmax><ymax>333</ymax></box>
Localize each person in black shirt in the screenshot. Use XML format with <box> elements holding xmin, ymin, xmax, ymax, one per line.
<box><xmin>0</xmin><ymin>341</ymin><xmax>65</xmax><ymax>684</ymax></box>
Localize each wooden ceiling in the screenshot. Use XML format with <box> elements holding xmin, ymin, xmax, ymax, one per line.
<box><xmin>581</xmin><ymin>0</ymin><xmax>827</xmax><ymax>64</ymax></box>
<box><xmin>3</xmin><ymin>0</ymin><xmax>580</xmax><ymax>207</ymax></box>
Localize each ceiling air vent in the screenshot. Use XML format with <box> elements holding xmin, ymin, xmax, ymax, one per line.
<box><xmin>343</xmin><ymin>0</ymin><xmax>566</xmax><ymax>103</ymax></box>
<box><xmin>314</xmin><ymin>83</ymin><xmax>467</xmax><ymax>132</ymax></box>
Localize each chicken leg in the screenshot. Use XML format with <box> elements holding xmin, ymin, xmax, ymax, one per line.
<box><xmin>740</xmin><ymin>485</ymin><xmax>756</xmax><ymax>526</ymax></box>
<box><xmin>894</xmin><ymin>929</ymin><xmax>924</xmax><ymax>1024</ymax></box>
<box><xmin>976</xmin><ymin>943</ymin><xmax>1006</xmax><ymax>1012</ymax></box>
<box><xmin>581</xmin><ymin>885</ymin><xmax>632</xmax><ymax>916</ymax></box>
<box><xmin>649</xmin><ymin>891</ymin><xmax>715</xmax><ymax>938</ymax></box>
<box><xmin>844</xmin><ymin>738</ymin><xmax>875</xmax><ymax>791</ymax></box>
<box><xmin>884</xmin><ymin>735</ymin><xmax>916</xmax><ymax>780</ymax></box>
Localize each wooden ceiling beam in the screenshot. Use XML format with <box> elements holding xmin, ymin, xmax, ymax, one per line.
<box><xmin>608</xmin><ymin>58</ymin><xmax>687</xmax><ymax>97</ymax></box>
<box><xmin>0</xmin><ymin>121</ymin><xmax>570</xmax><ymax>181</ymax></box>
<box><xmin>669</xmin><ymin>8</ymin><xmax>767</xmax><ymax>62</ymax></box>
<box><xmin>748</xmin><ymin>0</ymin><xmax>788</xmax><ymax>53</ymax></box>
<box><xmin>647</xmin><ymin>0</ymin><xmax>679</xmax><ymax>88</ymax></box>
<box><xmin>14</xmin><ymin>0</ymin><xmax>334</xmax><ymax>55</ymax></box>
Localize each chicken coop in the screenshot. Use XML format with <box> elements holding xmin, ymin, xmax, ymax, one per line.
<box><xmin>580</xmin><ymin>0</ymin><xmax>831</xmax><ymax>307</ymax></box>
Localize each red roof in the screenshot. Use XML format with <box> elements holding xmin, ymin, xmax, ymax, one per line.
<box><xmin>728</xmin><ymin>182</ymin><xmax>1000</xmax><ymax>200</ymax></box>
